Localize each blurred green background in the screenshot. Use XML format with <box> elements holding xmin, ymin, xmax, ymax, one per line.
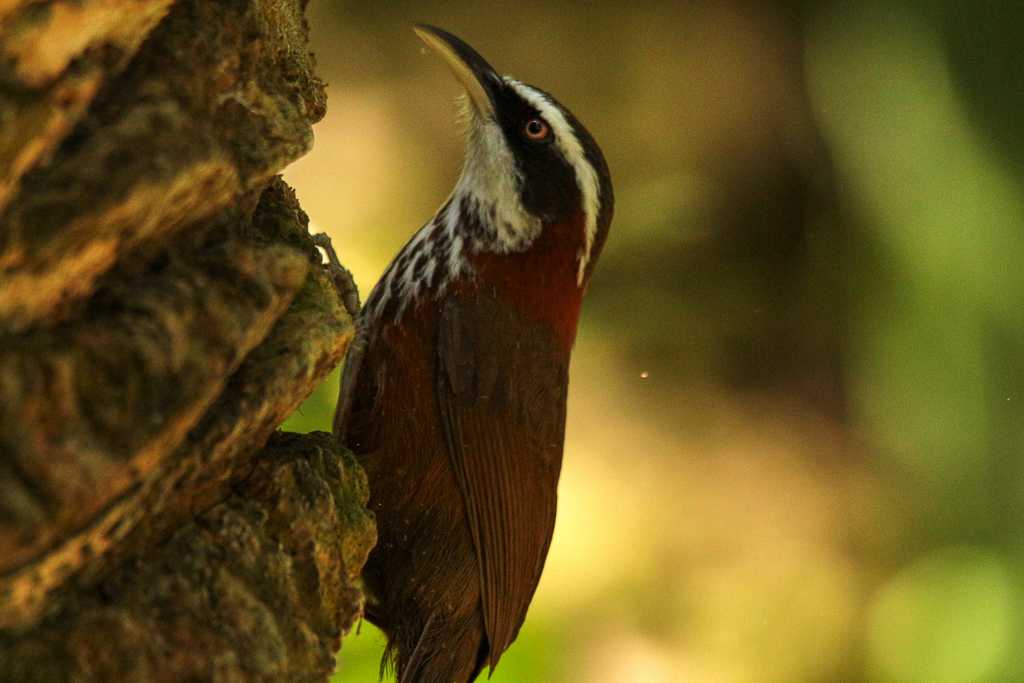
<box><xmin>281</xmin><ymin>2</ymin><xmax>1024</xmax><ymax>681</ymax></box>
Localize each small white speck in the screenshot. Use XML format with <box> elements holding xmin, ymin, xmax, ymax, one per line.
<box><xmin>640</xmin><ymin>371</ymin><xmax>649</xmax><ymax>379</ymax></box>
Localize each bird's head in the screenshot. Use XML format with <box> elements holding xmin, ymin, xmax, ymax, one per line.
<box><xmin>414</xmin><ymin>24</ymin><xmax>613</xmax><ymax>287</ymax></box>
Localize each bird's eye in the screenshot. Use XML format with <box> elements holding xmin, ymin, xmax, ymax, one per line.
<box><xmin>523</xmin><ymin>118</ymin><xmax>550</xmax><ymax>142</ymax></box>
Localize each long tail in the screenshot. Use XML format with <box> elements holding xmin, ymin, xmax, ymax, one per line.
<box><xmin>396</xmin><ymin>613</ymin><xmax>434</xmax><ymax>683</ymax></box>
<box><xmin>381</xmin><ymin>609</ymin><xmax>488</xmax><ymax>683</ymax></box>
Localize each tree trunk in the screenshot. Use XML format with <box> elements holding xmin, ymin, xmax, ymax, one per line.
<box><xmin>0</xmin><ymin>1</ymin><xmax>375</xmax><ymax>680</ymax></box>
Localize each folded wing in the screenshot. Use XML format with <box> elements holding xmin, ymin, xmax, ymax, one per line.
<box><xmin>436</xmin><ymin>295</ymin><xmax>570</xmax><ymax>669</ymax></box>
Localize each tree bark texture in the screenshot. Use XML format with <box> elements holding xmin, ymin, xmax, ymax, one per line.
<box><xmin>0</xmin><ymin>0</ymin><xmax>376</xmax><ymax>680</ymax></box>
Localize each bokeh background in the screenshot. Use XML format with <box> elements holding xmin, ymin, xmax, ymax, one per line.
<box><xmin>281</xmin><ymin>2</ymin><xmax>1024</xmax><ymax>681</ymax></box>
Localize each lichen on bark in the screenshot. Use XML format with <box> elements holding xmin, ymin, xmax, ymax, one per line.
<box><xmin>0</xmin><ymin>0</ymin><xmax>373</xmax><ymax>680</ymax></box>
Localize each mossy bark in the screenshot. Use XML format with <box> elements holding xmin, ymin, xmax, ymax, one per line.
<box><xmin>0</xmin><ymin>432</ymin><xmax>375</xmax><ymax>683</ymax></box>
<box><xmin>0</xmin><ymin>1</ymin><xmax>374</xmax><ymax>680</ymax></box>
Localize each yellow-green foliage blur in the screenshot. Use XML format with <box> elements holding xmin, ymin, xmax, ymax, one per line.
<box><xmin>282</xmin><ymin>2</ymin><xmax>1024</xmax><ymax>681</ymax></box>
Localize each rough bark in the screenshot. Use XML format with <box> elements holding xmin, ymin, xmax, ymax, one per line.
<box><xmin>0</xmin><ymin>0</ymin><xmax>374</xmax><ymax>680</ymax></box>
<box><xmin>0</xmin><ymin>431</ymin><xmax>375</xmax><ymax>683</ymax></box>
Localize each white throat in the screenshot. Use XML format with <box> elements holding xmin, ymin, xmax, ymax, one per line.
<box><xmin>454</xmin><ymin>106</ymin><xmax>542</xmax><ymax>253</ymax></box>
<box><xmin>362</xmin><ymin>77</ymin><xmax>603</xmax><ymax>326</ymax></box>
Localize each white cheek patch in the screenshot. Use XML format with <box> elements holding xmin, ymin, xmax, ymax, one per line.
<box><xmin>457</xmin><ymin>112</ymin><xmax>542</xmax><ymax>253</ymax></box>
<box><xmin>506</xmin><ymin>79</ymin><xmax>601</xmax><ymax>286</ymax></box>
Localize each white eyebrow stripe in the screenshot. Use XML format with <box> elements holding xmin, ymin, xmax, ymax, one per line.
<box><xmin>506</xmin><ymin>79</ymin><xmax>601</xmax><ymax>286</ymax></box>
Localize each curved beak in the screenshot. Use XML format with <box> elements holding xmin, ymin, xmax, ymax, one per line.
<box><xmin>413</xmin><ymin>24</ymin><xmax>501</xmax><ymax>119</ymax></box>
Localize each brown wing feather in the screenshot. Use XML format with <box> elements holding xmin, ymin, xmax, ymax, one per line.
<box><xmin>436</xmin><ymin>295</ymin><xmax>569</xmax><ymax>669</ymax></box>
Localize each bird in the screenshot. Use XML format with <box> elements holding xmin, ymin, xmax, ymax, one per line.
<box><xmin>332</xmin><ymin>24</ymin><xmax>613</xmax><ymax>683</ymax></box>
